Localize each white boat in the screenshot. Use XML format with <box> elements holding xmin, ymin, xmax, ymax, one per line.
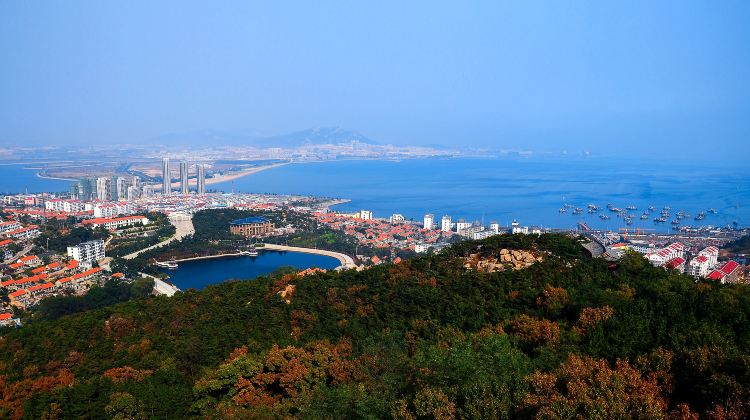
<box><xmin>154</xmin><ymin>260</ymin><xmax>178</xmax><ymax>269</ymax></box>
<box><xmin>240</xmin><ymin>249</ymin><xmax>259</xmax><ymax>257</ymax></box>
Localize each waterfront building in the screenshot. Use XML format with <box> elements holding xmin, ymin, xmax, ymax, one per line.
<box><xmin>456</xmin><ymin>219</ymin><xmax>472</xmax><ymax>232</ymax></box>
<box><xmin>423</xmin><ymin>214</ymin><xmax>434</xmax><ymax>230</ymax></box>
<box><xmin>197</xmin><ymin>164</ymin><xmax>206</xmax><ymax>194</ymax></box>
<box><xmin>162</xmin><ymin>157</ymin><xmax>171</xmax><ymax>195</ymax></box>
<box><xmin>67</xmin><ymin>239</ymin><xmax>105</xmax><ymax>264</ymax></box>
<box><xmin>441</xmin><ymin>215</ymin><xmax>452</xmax><ymax>232</ymax></box>
<box><xmin>230</xmin><ymin>217</ymin><xmax>274</xmax><ymax>237</ymax></box>
<box><xmin>511</xmin><ymin>220</ymin><xmax>529</xmax><ymax>234</ymax></box>
<box><xmin>359</xmin><ymin>210</ymin><xmax>373</xmax><ymax>220</ymax></box>
<box><xmin>96</xmin><ymin>177</ymin><xmax>112</xmax><ymax>201</ymax></box>
<box><xmin>490</xmin><ymin>221</ymin><xmax>499</xmax><ymax>233</ymax></box>
<box><xmin>180</xmin><ymin>161</ymin><xmax>189</xmax><ymax>194</ymax></box>
<box><xmin>390</xmin><ymin>214</ymin><xmax>405</xmax><ymax>224</ymax></box>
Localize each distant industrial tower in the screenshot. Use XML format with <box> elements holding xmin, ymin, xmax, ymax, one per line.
<box><xmin>196</xmin><ymin>164</ymin><xmax>206</xmax><ymax>194</ymax></box>
<box><xmin>162</xmin><ymin>158</ymin><xmax>171</xmax><ymax>194</ymax></box>
<box><xmin>441</xmin><ymin>215</ymin><xmax>452</xmax><ymax>232</ymax></box>
<box><xmin>423</xmin><ymin>214</ymin><xmax>434</xmax><ymax>230</ymax></box>
<box><xmin>180</xmin><ymin>161</ymin><xmax>189</xmax><ymax>194</ymax></box>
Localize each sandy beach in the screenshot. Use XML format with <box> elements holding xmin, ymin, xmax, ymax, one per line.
<box><xmin>205</xmin><ymin>162</ymin><xmax>288</xmax><ymax>185</ymax></box>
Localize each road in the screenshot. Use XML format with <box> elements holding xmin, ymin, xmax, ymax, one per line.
<box><xmin>123</xmin><ymin>214</ymin><xmax>195</xmax><ymax>260</ymax></box>
<box><xmin>261</xmin><ymin>243</ymin><xmax>357</xmax><ymax>270</ymax></box>
<box><xmin>138</xmin><ymin>272</ymin><xmax>181</xmax><ymax>297</ymax></box>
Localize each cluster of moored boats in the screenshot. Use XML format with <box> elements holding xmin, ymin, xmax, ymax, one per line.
<box><xmin>152</xmin><ymin>247</ymin><xmax>260</xmax><ymax>270</ymax></box>
<box><xmin>559</xmin><ymin>203</ymin><xmax>717</xmax><ymax>226</ymax></box>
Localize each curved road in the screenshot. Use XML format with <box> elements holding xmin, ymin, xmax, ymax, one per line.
<box><xmin>261</xmin><ymin>243</ymin><xmax>357</xmax><ymax>269</ymax></box>
<box><xmin>122</xmin><ymin>214</ymin><xmax>195</xmax><ymax>260</ymax></box>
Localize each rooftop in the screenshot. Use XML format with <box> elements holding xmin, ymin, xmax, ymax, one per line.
<box><xmin>231</xmin><ymin>216</ymin><xmax>269</xmax><ymax>225</ymax></box>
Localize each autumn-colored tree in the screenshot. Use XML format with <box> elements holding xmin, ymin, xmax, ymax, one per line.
<box><xmin>573</xmin><ymin>305</ymin><xmax>614</xmax><ymax>336</ymax></box>
<box><xmin>508</xmin><ymin>314</ymin><xmax>560</xmax><ymax>347</ymax></box>
<box><xmin>103</xmin><ymin>366</ymin><xmax>153</xmax><ymax>383</ymax></box>
<box><xmin>194</xmin><ymin>339</ymin><xmax>359</xmax><ymax>415</ymax></box>
<box><xmin>536</xmin><ymin>284</ymin><xmax>569</xmax><ymax>315</ymax></box>
<box><xmin>523</xmin><ymin>354</ymin><xmax>669</xmax><ymax>419</ymax></box>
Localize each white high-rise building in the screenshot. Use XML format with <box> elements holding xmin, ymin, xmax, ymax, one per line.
<box><xmin>196</xmin><ymin>164</ymin><xmax>206</xmax><ymax>194</ymax></box>
<box><xmin>67</xmin><ymin>239</ymin><xmax>105</xmax><ymax>264</ymax></box>
<box><xmin>180</xmin><ymin>161</ymin><xmax>189</xmax><ymax>194</ymax></box>
<box><xmin>162</xmin><ymin>157</ymin><xmax>171</xmax><ymax>195</ymax></box>
<box><xmin>441</xmin><ymin>215</ymin><xmax>452</xmax><ymax>232</ymax></box>
<box><xmin>96</xmin><ymin>177</ymin><xmax>111</xmax><ymax>201</ymax></box>
<box><xmin>142</xmin><ymin>184</ymin><xmax>155</xmax><ymax>198</ymax></box>
<box><xmin>126</xmin><ymin>185</ymin><xmax>140</xmax><ymax>201</ymax></box>
<box><xmin>115</xmin><ymin>177</ymin><xmax>129</xmax><ymax>201</ymax></box>
<box><xmin>423</xmin><ymin>214</ymin><xmax>434</xmax><ymax>230</ymax></box>
<box><xmin>359</xmin><ymin>210</ymin><xmax>373</xmax><ymax>220</ymax></box>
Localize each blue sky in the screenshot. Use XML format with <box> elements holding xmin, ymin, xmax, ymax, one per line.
<box><xmin>1</xmin><ymin>1</ymin><xmax>748</xmax><ymax>157</ymax></box>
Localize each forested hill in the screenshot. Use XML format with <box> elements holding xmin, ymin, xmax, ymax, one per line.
<box><xmin>1</xmin><ymin>234</ymin><xmax>749</xmax><ymax>419</ymax></box>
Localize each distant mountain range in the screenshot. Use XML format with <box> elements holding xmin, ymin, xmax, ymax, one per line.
<box><xmin>150</xmin><ymin>127</ymin><xmax>378</xmax><ymax>148</ymax></box>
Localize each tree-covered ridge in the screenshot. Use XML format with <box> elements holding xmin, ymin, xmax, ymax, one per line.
<box><xmin>0</xmin><ymin>234</ymin><xmax>748</xmax><ymax>418</ymax></box>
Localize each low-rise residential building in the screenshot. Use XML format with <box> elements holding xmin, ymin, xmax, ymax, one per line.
<box><xmin>707</xmin><ymin>260</ymin><xmax>741</xmax><ymax>284</ymax></box>
<box><xmin>647</xmin><ymin>242</ymin><xmax>685</xmax><ymax>267</ymax></box>
<box><xmin>4</xmin><ymin>225</ymin><xmax>40</xmax><ymax>240</ymax></box>
<box><xmin>83</xmin><ymin>215</ymin><xmax>149</xmax><ymax>230</ymax></box>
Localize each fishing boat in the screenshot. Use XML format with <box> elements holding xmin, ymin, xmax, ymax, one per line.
<box><xmin>240</xmin><ymin>249</ymin><xmax>259</xmax><ymax>257</ymax></box>
<box><xmin>626</xmin><ymin>205</ymin><xmax>637</xmax><ymax>211</ymax></box>
<box><xmin>671</xmin><ymin>219</ymin><xmax>680</xmax><ymax>225</ymax></box>
<box><xmin>154</xmin><ymin>259</ymin><xmax>178</xmax><ymax>269</ymax></box>
<box><xmin>599</xmin><ymin>214</ymin><xmax>610</xmax><ymax>220</ymax></box>
<box><xmin>640</xmin><ymin>214</ymin><xmax>649</xmax><ymax>220</ymax></box>
<box><xmin>559</xmin><ymin>208</ymin><xmax>567</xmax><ymax>213</ymax></box>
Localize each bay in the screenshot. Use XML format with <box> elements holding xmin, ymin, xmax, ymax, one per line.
<box><xmin>159</xmin><ymin>250</ymin><xmax>340</xmax><ymax>290</ymax></box>
<box><xmin>214</xmin><ymin>157</ymin><xmax>750</xmax><ymax>231</ymax></box>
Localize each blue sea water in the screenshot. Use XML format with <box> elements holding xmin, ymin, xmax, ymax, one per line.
<box><xmin>214</xmin><ymin>157</ymin><xmax>750</xmax><ymax>231</ymax></box>
<box><xmin>0</xmin><ymin>163</ymin><xmax>72</xmax><ymax>194</ymax></box>
<box><xmin>160</xmin><ymin>251</ymin><xmax>340</xmax><ymax>290</ymax></box>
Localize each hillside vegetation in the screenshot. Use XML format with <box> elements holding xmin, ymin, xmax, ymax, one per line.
<box><xmin>1</xmin><ymin>234</ymin><xmax>748</xmax><ymax>419</ymax></box>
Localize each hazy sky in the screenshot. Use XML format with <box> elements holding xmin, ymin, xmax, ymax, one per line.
<box><xmin>1</xmin><ymin>1</ymin><xmax>748</xmax><ymax>157</ymax></box>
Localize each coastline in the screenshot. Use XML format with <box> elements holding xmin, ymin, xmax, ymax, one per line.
<box><xmin>205</xmin><ymin>162</ymin><xmax>289</xmax><ymax>186</ymax></box>
<box><xmin>36</xmin><ymin>171</ymin><xmax>77</xmax><ymax>182</ymax></box>
<box><xmin>162</xmin><ymin>246</ymin><xmax>353</xmax><ymax>269</ymax></box>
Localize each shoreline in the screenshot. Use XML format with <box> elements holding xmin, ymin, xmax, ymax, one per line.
<box><xmin>162</xmin><ymin>245</ymin><xmax>355</xmax><ymax>269</ymax></box>
<box><xmin>205</xmin><ymin>162</ymin><xmax>289</xmax><ymax>186</ymax></box>
<box><xmin>36</xmin><ymin>171</ymin><xmax>77</xmax><ymax>182</ymax></box>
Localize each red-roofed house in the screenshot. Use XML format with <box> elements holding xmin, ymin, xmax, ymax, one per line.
<box><xmin>664</xmin><ymin>257</ymin><xmax>686</xmax><ymax>273</ymax></box>
<box><xmin>706</xmin><ymin>260</ymin><xmax>741</xmax><ymax>284</ymax></box>
<box><xmin>18</xmin><ymin>255</ymin><xmax>41</xmax><ymax>267</ymax></box>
